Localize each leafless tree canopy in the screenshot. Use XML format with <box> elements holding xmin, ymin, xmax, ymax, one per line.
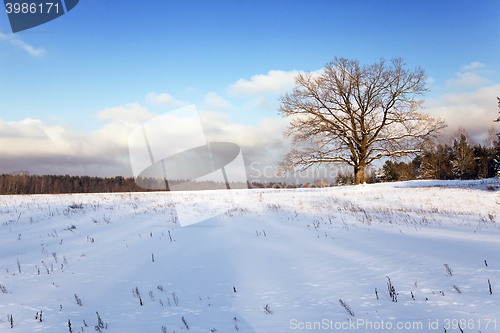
<box><xmin>278</xmin><ymin>57</ymin><xmax>447</xmax><ymax>185</ymax></box>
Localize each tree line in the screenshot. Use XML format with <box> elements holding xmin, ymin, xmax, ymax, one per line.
<box><xmin>0</xmin><ymin>173</ymin><xmax>248</xmax><ymax>195</ymax></box>
<box><xmin>379</xmin><ymin>129</ymin><xmax>499</xmax><ymax>182</ymax></box>
<box><xmin>0</xmin><ymin>173</ymin><xmax>142</xmax><ymax>195</ymax></box>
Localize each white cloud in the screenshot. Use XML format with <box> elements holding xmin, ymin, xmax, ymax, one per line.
<box><xmin>0</xmin><ymin>119</ymin><xmax>85</xmax><ymax>158</ymax></box>
<box><xmin>10</xmin><ymin>39</ymin><xmax>46</xmax><ymax>57</ymax></box>
<box><xmin>145</xmin><ymin>92</ymin><xmax>189</xmax><ymax>108</ymax></box>
<box><xmin>97</xmin><ymin>102</ymin><xmax>155</xmax><ymax>124</ymax></box>
<box><xmin>228</xmin><ymin>70</ymin><xmax>298</xmax><ymax>97</ymax></box>
<box><xmin>227</xmin><ymin>69</ymin><xmax>322</xmax><ymax>97</ymax></box>
<box><xmin>249</xmin><ymin>97</ymin><xmax>273</xmax><ymax>110</ymax></box>
<box><xmin>0</xmin><ymin>32</ymin><xmax>46</xmax><ymax>57</ymax></box>
<box><xmin>203</xmin><ymin>92</ymin><xmax>232</xmax><ymax>110</ymax></box>
<box><xmin>0</xmin><ymin>103</ymin><xmax>159</xmax><ymax>176</ymax></box>
<box><xmin>0</xmin><ymin>118</ymin><xmax>48</xmax><ymax>139</ymax></box>
<box><xmin>446</xmin><ymin>62</ymin><xmax>492</xmax><ymax>89</ymax></box>
<box><xmin>461</xmin><ymin>61</ymin><xmax>485</xmax><ymax>71</ymax></box>
<box><xmin>426</xmin><ymin>62</ymin><xmax>499</xmax><ymax>143</ymax></box>
<box><xmin>446</xmin><ymin>71</ymin><xmax>491</xmax><ymax>89</ymax></box>
<box><xmin>424</xmin><ymin>84</ymin><xmax>500</xmax><ymax>143</ymax></box>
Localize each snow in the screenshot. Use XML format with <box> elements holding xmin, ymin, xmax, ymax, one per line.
<box><xmin>1</xmin><ymin>178</ymin><xmax>499</xmax><ymax>332</ymax></box>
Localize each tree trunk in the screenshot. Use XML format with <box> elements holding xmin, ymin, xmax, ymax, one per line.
<box><xmin>354</xmin><ymin>164</ymin><xmax>366</xmax><ymax>185</ymax></box>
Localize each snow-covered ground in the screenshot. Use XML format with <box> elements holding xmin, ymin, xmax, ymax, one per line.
<box><xmin>1</xmin><ymin>179</ymin><xmax>499</xmax><ymax>332</ymax></box>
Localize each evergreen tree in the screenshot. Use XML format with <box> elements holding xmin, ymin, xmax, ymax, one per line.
<box><xmin>422</xmin><ymin>144</ymin><xmax>454</xmax><ymax>180</ymax></box>
<box><xmin>380</xmin><ymin>161</ymin><xmax>398</xmax><ymax>182</ymax></box>
<box><xmin>451</xmin><ymin>133</ymin><xmax>475</xmax><ymax>179</ymax></box>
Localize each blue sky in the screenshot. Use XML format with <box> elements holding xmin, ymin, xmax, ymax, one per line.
<box><xmin>0</xmin><ymin>0</ymin><xmax>499</xmax><ymax>179</ymax></box>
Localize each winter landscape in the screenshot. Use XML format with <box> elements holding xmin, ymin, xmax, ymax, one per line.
<box><xmin>2</xmin><ymin>0</ymin><xmax>500</xmax><ymax>332</ymax></box>
<box><xmin>1</xmin><ymin>178</ymin><xmax>499</xmax><ymax>332</ymax></box>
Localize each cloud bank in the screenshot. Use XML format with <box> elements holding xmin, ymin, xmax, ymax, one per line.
<box><xmin>0</xmin><ymin>103</ymin><xmax>289</xmax><ymax>179</ymax></box>
<box><xmin>1</xmin><ymin>63</ymin><xmax>498</xmax><ymax>179</ymax></box>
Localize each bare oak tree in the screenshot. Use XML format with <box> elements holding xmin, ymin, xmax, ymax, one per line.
<box><xmin>278</xmin><ymin>57</ymin><xmax>447</xmax><ymax>185</ymax></box>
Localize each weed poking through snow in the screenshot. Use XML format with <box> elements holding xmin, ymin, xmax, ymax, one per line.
<box><xmin>181</xmin><ymin>316</ymin><xmax>189</xmax><ymax>329</ymax></box>
<box><xmin>339</xmin><ymin>299</ymin><xmax>354</xmax><ymax>316</ymax></box>
<box><xmin>74</xmin><ymin>294</ymin><xmax>82</xmax><ymax>306</ymax></box>
<box><xmin>133</xmin><ymin>287</ymin><xmax>143</xmax><ymax>306</ymax></box>
<box><xmin>386</xmin><ymin>276</ymin><xmax>398</xmax><ymax>302</ymax></box>
<box><xmin>444</xmin><ymin>264</ymin><xmax>453</xmax><ymax>276</ymax></box>
<box><xmin>0</xmin><ymin>284</ymin><xmax>7</xmax><ymax>294</ymax></box>
<box><xmin>263</xmin><ymin>304</ymin><xmax>273</xmax><ymax>314</ymax></box>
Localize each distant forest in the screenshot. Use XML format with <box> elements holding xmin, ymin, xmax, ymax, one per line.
<box><xmin>0</xmin><ymin>173</ymin><xmax>253</xmax><ymax>195</ymax></box>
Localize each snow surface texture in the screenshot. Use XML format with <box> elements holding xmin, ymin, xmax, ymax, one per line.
<box><xmin>0</xmin><ymin>179</ymin><xmax>499</xmax><ymax>332</ymax></box>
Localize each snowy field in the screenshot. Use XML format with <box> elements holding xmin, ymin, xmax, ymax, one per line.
<box><xmin>1</xmin><ymin>179</ymin><xmax>499</xmax><ymax>332</ymax></box>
